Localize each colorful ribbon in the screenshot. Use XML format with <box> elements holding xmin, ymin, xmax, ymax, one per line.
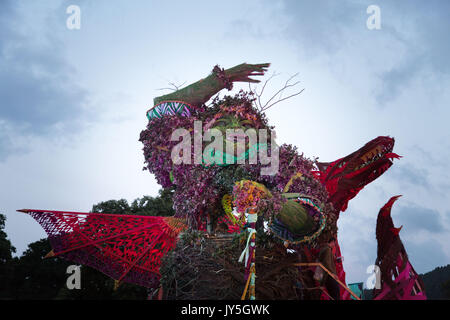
<box><xmin>239</xmin><ymin>208</ymin><xmax>257</xmax><ymax>300</ymax></box>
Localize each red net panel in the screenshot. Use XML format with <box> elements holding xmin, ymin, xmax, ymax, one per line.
<box><xmin>19</xmin><ymin>209</ymin><xmax>186</xmax><ymax>289</ymax></box>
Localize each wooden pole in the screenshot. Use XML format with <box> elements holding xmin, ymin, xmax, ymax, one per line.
<box><xmin>240</xmin><ymin>208</ymin><xmax>257</xmax><ymax>300</ymax></box>
<box><xmin>293</xmin><ymin>262</ymin><xmax>361</xmax><ymax>300</ymax></box>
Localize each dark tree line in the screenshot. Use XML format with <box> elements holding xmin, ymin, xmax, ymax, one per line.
<box><xmin>0</xmin><ymin>189</ymin><xmax>174</xmax><ymax>300</ymax></box>
<box><xmin>420</xmin><ymin>264</ymin><xmax>450</xmax><ymax>300</ymax></box>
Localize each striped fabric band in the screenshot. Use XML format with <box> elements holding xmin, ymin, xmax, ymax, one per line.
<box><xmin>146</xmin><ymin>101</ymin><xmax>192</xmax><ymax>120</ymax></box>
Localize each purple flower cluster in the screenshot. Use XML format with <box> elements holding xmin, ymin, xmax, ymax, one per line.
<box><xmin>139</xmin><ymin>92</ymin><xmax>335</xmax><ymax>231</ymax></box>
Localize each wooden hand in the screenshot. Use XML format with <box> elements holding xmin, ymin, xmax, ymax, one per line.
<box><xmin>225</xmin><ymin>63</ymin><xmax>271</xmax><ymax>83</ymax></box>
<box><xmin>153</xmin><ymin>62</ymin><xmax>271</xmax><ymax>108</ymax></box>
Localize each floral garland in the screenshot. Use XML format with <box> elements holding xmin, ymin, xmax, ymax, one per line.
<box><xmin>232</xmin><ymin>180</ymin><xmax>271</xmax><ymax>215</ymax></box>
<box><xmin>212</xmin><ymin>65</ymin><xmax>233</xmax><ymax>91</ymax></box>
<box><xmin>221</xmin><ymin>194</ymin><xmax>244</xmax><ymax>228</ymax></box>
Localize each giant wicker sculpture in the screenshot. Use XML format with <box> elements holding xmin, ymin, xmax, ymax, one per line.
<box><xmin>19</xmin><ymin>63</ymin><xmax>425</xmax><ymax>300</ymax></box>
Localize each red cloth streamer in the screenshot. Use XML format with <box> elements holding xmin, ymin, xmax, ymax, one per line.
<box><xmin>372</xmin><ymin>197</ymin><xmax>427</xmax><ymax>300</ymax></box>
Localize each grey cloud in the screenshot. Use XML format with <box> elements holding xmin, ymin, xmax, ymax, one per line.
<box><xmin>226</xmin><ymin>19</ymin><xmax>266</xmax><ymax>40</ymax></box>
<box><xmin>389</xmin><ymin>163</ymin><xmax>430</xmax><ymax>189</ymax></box>
<box><xmin>376</xmin><ymin>1</ymin><xmax>450</xmax><ymax>103</ymax></box>
<box><xmin>409</xmin><ymin>1</ymin><xmax>450</xmax><ymax>75</ymax></box>
<box><xmin>282</xmin><ymin>0</ymin><xmax>450</xmax><ymax>72</ymax></box>
<box><xmin>404</xmin><ymin>145</ymin><xmax>450</xmax><ymax>197</ymax></box>
<box><xmin>410</xmin><ymin>144</ymin><xmax>448</xmax><ymax>168</ymax></box>
<box><xmin>278</xmin><ymin>0</ymin><xmax>450</xmax><ymax>104</ymax></box>
<box><xmin>280</xmin><ymin>0</ymin><xmax>361</xmax><ymax>56</ymax></box>
<box><xmin>0</xmin><ymin>130</ymin><xmax>16</xmax><ymax>157</ymax></box>
<box><xmin>403</xmin><ymin>239</ymin><xmax>448</xmax><ymax>274</ymax></box>
<box><xmin>375</xmin><ymin>55</ymin><xmax>423</xmax><ymax>104</ymax></box>
<box><xmin>0</xmin><ymin>0</ymin><xmax>89</xmax><ymax>158</ymax></box>
<box><xmin>395</xmin><ymin>204</ymin><xmax>446</xmax><ymax>234</ymax></box>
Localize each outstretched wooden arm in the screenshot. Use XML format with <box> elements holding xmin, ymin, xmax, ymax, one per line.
<box><xmin>153</xmin><ymin>63</ymin><xmax>270</xmax><ymax>107</ymax></box>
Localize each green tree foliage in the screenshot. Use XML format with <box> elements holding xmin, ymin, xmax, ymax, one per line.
<box><xmin>442</xmin><ymin>279</ymin><xmax>450</xmax><ymax>299</ymax></box>
<box><xmin>5</xmin><ymin>238</ymin><xmax>147</xmax><ymax>300</ymax></box>
<box><xmin>92</xmin><ymin>188</ymin><xmax>175</xmax><ymax>216</ymax></box>
<box><xmin>0</xmin><ymin>214</ymin><xmax>16</xmax><ymax>298</ymax></box>
<box><xmin>420</xmin><ymin>264</ymin><xmax>450</xmax><ymax>299</ymax></box>
<box><xmin>0</xmin><ymin>214</ymin><xmax>15</xmax><ymax>262</ymax></box>
<box><xmin>6</xmin><ymin>238</ymin><xmax>70</xmax><ymax>299</ymax></box>
<box><xmin>54</xmin><ymin>265</ymin><xmax>148</xmax><ymax>300</ymax></box>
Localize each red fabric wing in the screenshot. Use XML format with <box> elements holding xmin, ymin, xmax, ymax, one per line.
<box><xmin>19</xmin><ymin>209</ymin><xmax>186</xmax><ymax>288</ymax></box>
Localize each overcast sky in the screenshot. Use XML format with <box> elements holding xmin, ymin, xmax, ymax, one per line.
<box><xmin>1</xmin><ymin>0</ymin><xmax>449</xmax><ymax>284</ymax></box>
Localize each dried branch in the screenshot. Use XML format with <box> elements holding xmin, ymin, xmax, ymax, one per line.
<box><xmin>156</xmin><ymin>81</ymin><xmax>187</xmax><ymax>92</ymax></box>
<box><xmin>262</xmin><ymin>72</ymin><xmax>302</xmax><ymax>111</ymax></box>
<box><xmin>257</xmin><ymin>72</ymin><xmax>281</xmax><ymax>110</ymax></box>
<box><xmin>263</xmin><ymin>89</ymin><xmax>304</xmax><ymax>111</ymax></box>
<box><xmin>249</xmin><ymin>72</ymin><xmax>304</xmax><ymax>112</ymax></box>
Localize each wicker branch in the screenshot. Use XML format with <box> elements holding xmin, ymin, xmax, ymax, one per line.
<box><xmin>249</xmin><ymin>72</ymin><xmax>304</xmax><ymax>112</ymax></box>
